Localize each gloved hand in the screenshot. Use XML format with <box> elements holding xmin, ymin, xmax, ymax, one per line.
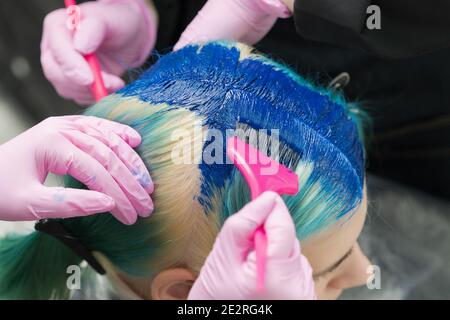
<box><xmin>41</xmin><ymin>0</ymin><xmax>157</xmax><ymax>105</ymax></box>
<box><xmin>189</xmin><ymin>192</ymin><xmax>316</xmax><ymax>300</ymax></box>
<box><xmin>0</xmin><ymin>116</ymin><xmax>154</xmax><ymax>225</ymax></box>
<box><xmin>174</xmin><ymin>0</ymin><xmax>291</xmax><ymax>50</ymax></box>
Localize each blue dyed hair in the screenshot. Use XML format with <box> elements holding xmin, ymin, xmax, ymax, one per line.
<box><xmin>0</xmin><ymin>42</ymin><xmax>368</xmax><ymax>299</ymax></box>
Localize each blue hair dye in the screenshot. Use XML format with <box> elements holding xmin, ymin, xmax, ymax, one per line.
<box><xmin>118</xmin><ymin>43</ymin><xmax>365</xmax><ymax>220</ymax></box>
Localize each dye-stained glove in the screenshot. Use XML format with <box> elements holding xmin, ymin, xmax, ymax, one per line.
<box><xmin>0</xmin><ymin>116</ymin><xmax>154</xmax><ymax>225</ymax></box>
<box><xmin>174</xmin><ymin>0</ymin><xmax>292</xmax><ymax>50</ymax></box>
<box><xmin>41</xmin><ymin>0</ymin><xmax>157</xmax><ymax>105</ymax></box>
<box><xmin>189</xmin><ymin>192</ymin><xmax>317</xmax><ymax>300</ymax></box>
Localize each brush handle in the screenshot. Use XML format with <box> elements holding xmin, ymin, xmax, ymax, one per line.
<box><xmin>64</xmin><ymin>0</ymin><xmax>108</xmax><ymax>101</ymax></box>
<box><xmin>254</xmin><ymin>226</ymin><xmax>267</xmax><ymax>292</ymax></box>
<box><xmin>84</xmin><ymin>53</ymin><xmax>108</xmax><ymax>101</ymax></box>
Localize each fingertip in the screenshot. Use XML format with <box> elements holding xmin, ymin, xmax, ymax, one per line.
<box><xmin>127</xmin><ymin>214</ymin><xmax>138</xmax><ymax>225</ymax></box>
<box><xmin>266</xmin><ymin>195</ymin><xmax>292</xmax><ymax>225</ymax></box>
<box><xmin>273</xmin><ymin>193</ymin><xmax>288</xmax><ymax>210</ymax></box>
<box><xmin>73</xmin><ymin>39</ymin><xmax>91</xmax><ymax>56</ymax></box>
<box><xmin>137</xmin><ymin>190</ymin><xmax>154</xmax><ymax>217</ymax></box>
<box><xmin>227</xmin><ymin>191</ymin><xmax>278</xmax><ymax>236</ymax></box>
<box><xmin>116</xmin><ymin>211</ymin><xmax>137</xmax><ymax>225</ymax></box>
<box><xmin>135</xmin><ymin>169</ymin><xmax>153</xmax><ymax>193</ymax></box>
<box><xmin>73</xmin><ymin>35</ymin><xmax>88</xmax><ymax>54</ymax></box>
<box><xmin>101</xmin><ymin>195</ymin><xmax>116</xmax><ymax>211</ymax></box>
<box><xmin>104</xmin><ymin>73</ymin><xmax>125</xmax><ymax>92</ymax></box>
<box><xmin>248</xmin><ymin>191</ymin><xmax>278</xmax><ymax>210</ymax></box>
<box><xmin>109</xmin><ymin>122</ymin><xmax>141</xmax><ymax>147</ymax></box>
<box><xmin>125</xmin><ymin>128</ymin><xmax>142</xmax><ymax>147</ymax></box>
<box><xmin>260</xmin><ymin>191</ymin><xmax>280</xmax><ymax>201</ymax></box>
<box><xmin>139</xmin><ymin>200</ymin><xmax>154</xmax><ymax>218</ymax></box>
<box><xmin>145</xmin><ymin>179</ymin><xmax>154</xmax><ymax>194</ymax></box>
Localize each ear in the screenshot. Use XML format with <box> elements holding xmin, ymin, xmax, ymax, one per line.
<box><xmin>151</xmin><ymin>268</ymin><xmax>196</xmax><ymax>300</ymax></box>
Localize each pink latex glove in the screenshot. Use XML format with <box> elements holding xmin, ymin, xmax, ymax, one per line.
<box><xmin>41</xmin><ymin>0</ymin><xmax>157</xmax><ymax>105</ymax></box>
<box><xmin>0</xmin><ymin>116</ymin><xmax>154</xmax><ymax>225</ymax></box>
<box><xmin>174</xmin><ymin>0</ymin><xmax>292</xmax><ymax>50</ymax></box>
<box><xmin>189</xmin><ymin>192</ymin><xmax>317</xmax><ymax>300</ymax></box>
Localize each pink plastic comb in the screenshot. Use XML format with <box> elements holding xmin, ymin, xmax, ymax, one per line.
<box><xmin>65</xmin><ymin>0</ymin><xmax>108</xmax><ymax>101</ymax></box>
<box><xmin>226</xmin><ymin>137</ymin><xmax>299</xmax><ymax>291</ymax></box>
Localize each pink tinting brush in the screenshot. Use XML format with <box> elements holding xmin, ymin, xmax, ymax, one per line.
<box><xmin>65</xmin><ymin>0</ymin><xmax>108</xmax><ymax>101</ymax></box>
<box><xmin>226</xmin><ymin>137</ymin><xmax>299</xmax><ymax>292</ymax></box>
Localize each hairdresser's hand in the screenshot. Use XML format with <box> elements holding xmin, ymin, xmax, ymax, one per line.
<box><xmin>0</xmin><ymin>116</ymin><xmax>154</xmax><ymax>225</ymax></box>
<box><xmin>189</xmin><ymin>192</ymin><xmax>316</xmax><ymax>300</ymax></box>
<box><xmin>41</xmin><ymin>0</ymin><xmax>157</xmax><ymax>105</ymax></box>
<box><xmin>174</xmin><ymin>0</ymin><xmax>291</xmax><ymax>50</ymax></box>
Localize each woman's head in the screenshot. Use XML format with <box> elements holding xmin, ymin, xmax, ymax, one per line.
<box><xmin>0</xmin><ymin>42</ymin><xmax>370</xmax><ymax>300</ymax></box>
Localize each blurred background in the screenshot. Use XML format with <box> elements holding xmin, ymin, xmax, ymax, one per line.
<box><xmin>0</xmin><ymin>0</ymin><xmax>449</xmax><ymax>299</ymax></box>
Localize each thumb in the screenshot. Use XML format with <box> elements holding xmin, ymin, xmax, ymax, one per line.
<box><xmin>29</xmin><ymin>186</ymin><xmax>115</xmax><ymax>220</ymax></box>
<box><xmin>265</xmin><ymin>195</ymin><xmax>298</xmax><ymax>259</ymax></box>
<box><xmin>219</xmin><ymin>192</ymin><xmax>278</xmax><ymax>260</ymax></box>
<box><xmin>73</xmin><ymin>17</ymin><xmax>107</xmax><ymax>55</ymax></box>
